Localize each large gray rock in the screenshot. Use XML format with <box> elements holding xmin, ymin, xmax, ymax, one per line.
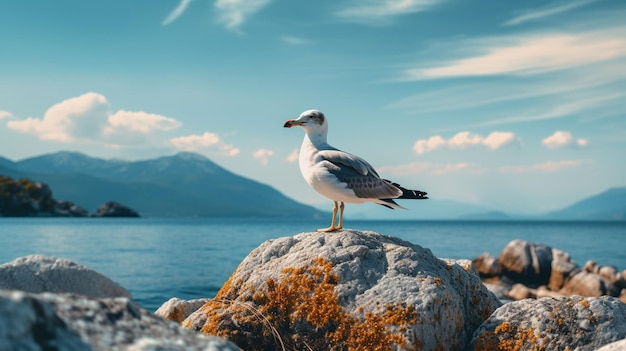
<box><xmin>183</xmin><ymin>230</ymin><xmax>501</xmax><ymax>351</ymax></box>
<box><xmin>471</xmin><ymin>296</ymin><xmax>626</xmax><ymax>351</ymax></box>
<box><xmin>0</xmin><ymin>290</ymin><xmax>241</xmax><ymax>351</ymax></box>
<box><xmin>0</xmin><ymin>290</ymin><xmax>90</xmax><ymax>351</ymax></box>
<box><xmin>0</xmin><ymin>255</ymin><xmax>131</xmax><ymax>299</ymax></box>
<box><xmin>497</xmin><ymin>239</ymin><xmax>553</xmax><ymax>288</ymax></box>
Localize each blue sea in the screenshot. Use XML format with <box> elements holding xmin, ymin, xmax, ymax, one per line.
<box><xmin>1</xmin><ymin>218</ymin><xmax>624</xmax><ymax>312</ymax></box>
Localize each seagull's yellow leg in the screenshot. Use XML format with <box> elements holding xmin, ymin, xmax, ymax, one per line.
<box><xmin>336</xmin><ymin>202</ymin><xmax>345</xmax><ymax>230</ymax></box>
<box><xmin>318</xmin><ymin>201</ymin><xmax>338</xmax><ymax>232</ymax></box>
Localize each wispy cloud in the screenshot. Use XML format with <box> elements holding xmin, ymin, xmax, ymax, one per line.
<box><xmin>162</xmin><ymin>0</ymin><xmax>193</xmax><ymax>26</ymax></box>
<box><xmin>253</xmin><ymin>148</ymin><xmax>274</xmax><ymax>165</ymax></box>
<box><xmin>389</xmin><ymin>60</ymin><xmax>626</xmax><ymax>116</ymax></box>
<box><xmin>170</xmin><ymin>132</ymin><xmax>240</xmax><ymax>156</ymax></box>
<box><xmin>379</xmin><ymin>162</ymin><xmax>482</xmax><ymax>177</ymax></box>
<box><xmin>404</xmin><ymin>31</ymin><xmax>626</xmax><ymax>79</ymax></box>
<box><xmin>413</xmin><ymin>131</ymin><xmax>518</xmax><ymax>154</ymax></box>
<box><xmin>473</xmin><ymin>92</ymin><xmax>626</xmax><ymax>128</ymax></box>
<box><xmin>280</xmin><ymin>36</ymin><xmax>311</xmax><ymax>45</ymax></box>
<box><xmin>499</xmin><ymin>160</ymin><xmax>591</xmax><ymax>173</ymax></box>
<box><xmin>215</xmin><ymin>0</ymin><xmax>270</xmax><ymax>30</ymax></box>
<box><xmin>504</xmin><ymin>0</ymin><xmax>596</xmax><ymax>26</ymax></box>
<box><xmin>334</xmin><ymin>0</ymin><xmax>440</xmax><ymax>25</ymax></box>
<box><xmin>542</xmin><ymin>131</ymin><xmax>589</xmax><ymax>149</ymax></box>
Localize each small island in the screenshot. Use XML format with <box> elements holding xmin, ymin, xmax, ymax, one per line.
<box><xmin>0</xmin><ymin>176</ymin><xmax>139</xmax><ymax>218</ymax></box>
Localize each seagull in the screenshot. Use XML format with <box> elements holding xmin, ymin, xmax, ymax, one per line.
<box><xmin>284</xmin><ymin>109</ymin><xmax>428</xmax><ymax>232</ymax></box>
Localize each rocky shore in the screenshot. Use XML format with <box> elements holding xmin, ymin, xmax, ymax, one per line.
<box><xmin>1</xmin><ymin>231</ymin><xmax>625</xmax><ymax>350</ymax></box>
<box><xmin>473</xmin><ymin>239</ymin><xmax>626</xmax><ymax>304</ymax></box>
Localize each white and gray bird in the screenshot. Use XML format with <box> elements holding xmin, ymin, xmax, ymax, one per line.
<box><xmin>284</xmin><ymin>109</ymin><xmax>428</xmax><ymax>232</ymax></box>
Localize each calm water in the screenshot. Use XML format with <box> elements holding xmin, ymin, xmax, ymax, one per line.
<box><xmin>0</xmin><ymin>218</ymin><xmax>624</xmax><ymax>312</ymax></box>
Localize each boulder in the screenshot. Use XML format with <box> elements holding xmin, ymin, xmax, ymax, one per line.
<box><xmin>183</xmin><ymin>230</ymin><xmax>501</xmax><ymax>351</ymax></box>
<box><xmin>483</xmin><ymin>282</ymin><xmax>512</xmax><ymax>302</ymax></box>
<box><xmin>497</xmin><ymin>239</ymin><xmax>553</xmax><ymax>288</ymax></box>
<box><xmin>507</xmin><ymin>283</ymin><xmax>535</xmax><ymax>300</ymax></box>
<box><xmin>0</xmin><ymin>290</ymin><xmax>90</xmax><ymax>350</ymax></box>
<box><xmin>548</xmin><ymin>248</ymin><xmax>580</xmax><ymax>291</ymax></box>
<box><xmin>560</xmin><ymin>271</ymin><xmax>621</xmax><ymax>297</ymax></box>
<box><xmin>472</xmin><ymin>252</ymin><xmax>500</xmax><ymax>279</ymax></box>
<box><xmin>0</xmin><ymin>290</ymin><xmax>241</xmax><ymax>351</ymax></box>
<box><xmin>0</xmin><ymin>254</ymin><xmax>131</xmax><ymax>299</ymax></box>
<box><xmin>94</xmin><ymin>201</ymin><xmax>140</xmax><ymax>217</ymax></box>
<box><xmin>584</xmin><ymin>260</ymin><xmax>601</xmax><ymax>274</ymax></box>
<box><xmin>155</xmin><ymin>297</ymin><xmax>209</xmax><ymax>323</ymax></box>
<box><xmin>54</xmin><ymin>200</ymin><xmax>90</xmax><ymax>217</ymax></box>
<box><xmin>471</xmin><ymin>296</ymin><xmax>626</xmax><ymax>351</ymax></box>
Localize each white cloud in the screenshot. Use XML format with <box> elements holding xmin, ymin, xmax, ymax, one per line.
<box><xmin>7</xmin><ymin>92</ymin><xmax>184</xmax><ymax>149</ymax></box>
<box><xmin>504</xmin><ymin>0</ymin><xmax>596</xmax><ymax>26</ymax></box>
<box><xmin>542</xmin><ymin>131</ymin><xmax>589</xmax><ymax>149</ymax></box>
<box><xmin>412</xmin><ymin>135</ymin><xmax>446</xmax><ymax>154</ymax></box>
<box><xmin>499</xmin><ymin>159</ymin><xmax>590</xmax><ymax>173</ymax></box>
<box><xmin>413</xmin><ymin>131</ymin><xmax>517</xmax><ymax>154</ymax></box>
<box><xmin>286</xmin><ymin>148</ymin><xmax>299</xmax><ymax>162</ymax></box>
<box><xmin>170</xmin><ymin>132</ymin><xmax>240</xmax><ymax>156</ymax></box>
<box><xmin>7</xmin><ymin>92</ymin><xmax>110</xmax><ymax>142</ymax></box>
<box><xmin>405</xmin><ymin>32</ymin><xmax>626</xmax><ymax>79</ymax></box>
<box><xmin>162</xmin><ymin>0</ymin><xmax>193</xmax><ymax>26</ymax></box>
<box><xmin>0</xmin><ymin>111</ymin><xmax>12</xmax><ymax>120</ymax></box>
<box><xmin>253</xmin><ymin>148</ymin><xmax>274</xmax><ymax>165</ymax></box>
<box><xmin>104</xmin><ymin>110</ymin><xmax>181</xmax><ymax>135</ymax></box>
<box><xmin>334</xmin><ymin>0</ymin><xmax>439</xmax><ymax>25</ymax></box>
<box><xmin>215</xmin><ymin>0</ymin><xmax>270</xmax><ymax>30</ymax></box>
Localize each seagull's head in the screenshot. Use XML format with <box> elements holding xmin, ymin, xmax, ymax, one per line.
<box><xmin>283</xmin><ymin>110</ymin><xmax>328</xmax><ymax>135</ymax></box>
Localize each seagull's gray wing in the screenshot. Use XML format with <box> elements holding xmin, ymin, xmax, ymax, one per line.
<box><xmin>319</xmin><ymin>150</ymin><xmax>402</xmax><ymax>199</ymax></box>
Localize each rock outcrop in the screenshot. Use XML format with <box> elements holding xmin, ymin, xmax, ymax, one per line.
<box><xmin>94</xmin><ymin>201</ymin><xmax>140</xmax><ymax>217</ymax></box>
<box><xmin>0</xmin><ymin>290</ymin><xmax>241</xmax><ymax>351</ymax></box>
<box><xmin>473</xmin><ymin>239</ymin><xmax>626</xmax><ymax>303</ymax></box>
<box><xmin>471</xmin><ymin>296</ymin><xmax>626</xmax><ymax>351</ymax></box>
<box><xmin>0</xmin><ymin>176</ymin><xmax>139</xmax><ymax>217</ymax></box>
<box><xmin>0</xmin><ymin>255</ymin><xmax>131</xmax><ymax>298</ymax></box>
<box><xmin>182</xmin><ymin>230</ymin><xmax>501</xmax><ymax>351</ymax></box>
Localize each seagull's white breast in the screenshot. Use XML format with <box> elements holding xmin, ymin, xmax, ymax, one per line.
<box><xmin>298</xmin><ymin>136</ymin><xmax>367</xmax><ymax>204</ymax></box>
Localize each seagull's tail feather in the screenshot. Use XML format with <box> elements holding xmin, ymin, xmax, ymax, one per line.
<box><xmin>378</xmin><ymin>199</ymin><xmax>407</xmax><ymax>210</ymax></box>
<box><xmin>385</xmin><ymin>180</ymin><xmax>429</xmax><ymax>200</ymax></box>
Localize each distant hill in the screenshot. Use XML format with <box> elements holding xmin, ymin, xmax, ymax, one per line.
<box><xmin>1</xmin><ymin>151</ymin><xmax>325</xmax><ymax>218</ymax></box>
<box><xmin>544</xmin><ymin>187</ymin><xmax>626</xmax><ymax>220</ymax></box>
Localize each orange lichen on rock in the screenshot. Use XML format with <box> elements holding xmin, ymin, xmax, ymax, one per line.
<box><xmin>198</xmin><ymin>257</ymin><xmax>420</xmax><ymax>351</ymax></box>
<box><xmin>474</xmin><ymin>322</ymin><xmax>547</xmax><ymax>351</ymax></box>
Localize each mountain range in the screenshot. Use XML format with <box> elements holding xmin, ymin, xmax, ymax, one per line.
<box><xmin>0</xmin><ymin>151</ymin><xmax>325</xmax><ymax>218</ymax></box>
<box><xmin>0</xmin><ymin>151</ymin><xmax>624</xmax><ymax>220</ymax></box>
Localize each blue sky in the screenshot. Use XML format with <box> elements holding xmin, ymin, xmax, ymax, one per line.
<box><xmin>1</xmin><ymin>0</ymin><xmax>625</xmax><ymax>215</ymax></box>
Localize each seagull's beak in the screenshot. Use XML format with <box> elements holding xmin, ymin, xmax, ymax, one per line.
<box><xmin>283</xmin><ymin>119</ymin><xmax>302</xmax><ymax>128</ymax></box>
